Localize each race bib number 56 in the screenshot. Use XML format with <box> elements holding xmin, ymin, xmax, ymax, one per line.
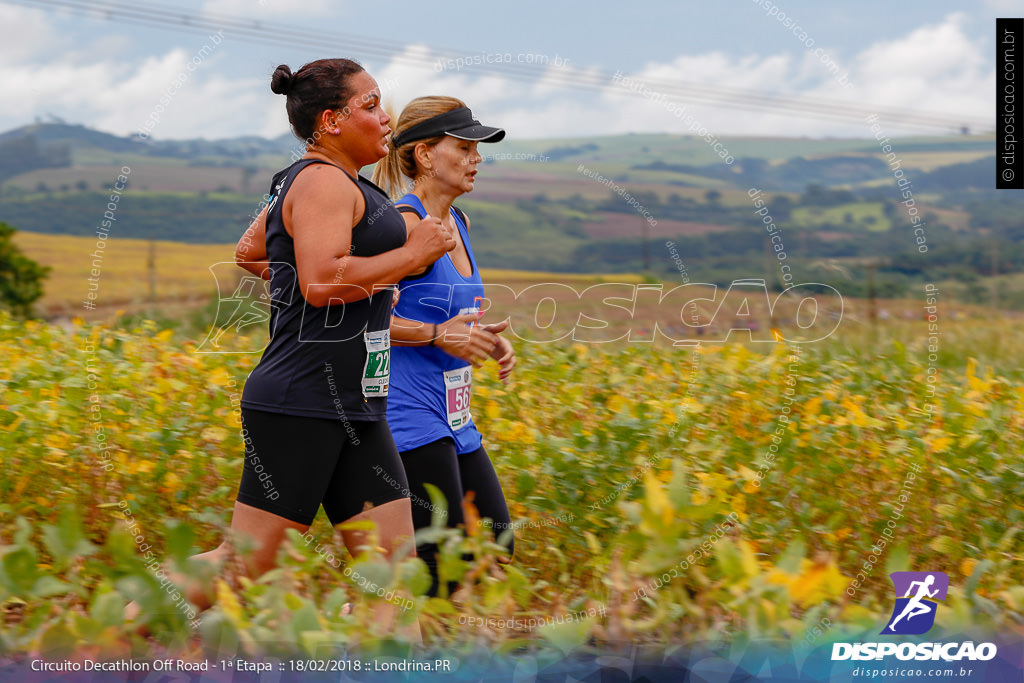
<box><xmin>443</xmin><ymin>367</ymin><xmax>472</xmax><ymax>430</ymax></box>
<box><xmin>362</xmin><ymin>329</ymin><xmax>390</xmax><ymax>397</ymax></box>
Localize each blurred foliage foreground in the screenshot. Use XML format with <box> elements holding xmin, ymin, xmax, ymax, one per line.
<box><xmin>0</xmin><ymin>312</ymin><xmax>1021</xmax><ymax>663</ymax></box>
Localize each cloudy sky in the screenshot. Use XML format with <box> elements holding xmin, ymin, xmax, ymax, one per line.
<box><xmin>0</xmin><ymin>0</ymin><xmax>1007</xmax><ymax>142</ymax></box>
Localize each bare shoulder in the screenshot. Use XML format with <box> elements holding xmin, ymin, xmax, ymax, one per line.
<box><xmin>455</xmin><ymin>206</ymin><xmax>471</xmax><ymax>231</ymax></box>
<box><xmin>290</xmin><ymin>161</ymin><xmax>357</xmax><ymax>196</ymax></box>
<box><xmin>286</xmin><ymin>162</ymin><xmax>364</xmax><ymax>225</ymax></box>
<box><xmin>400</xmin><ymin>210</ymin><xmax>421</xmax><ymax>233</ymax></box>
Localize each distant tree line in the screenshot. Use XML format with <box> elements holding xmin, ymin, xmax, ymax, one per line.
<box><xmin>0</xmin><ymin>135</ymin><xmax>70</xmax><ymax>184</ymax></box>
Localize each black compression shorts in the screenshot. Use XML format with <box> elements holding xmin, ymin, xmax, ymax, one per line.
<box><xmin>236</xmin><ymin>408</ymin><xmax>409</xmax><ymax>526</ymax></box>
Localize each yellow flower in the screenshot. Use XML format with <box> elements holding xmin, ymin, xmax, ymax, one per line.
<box><xmin>215</xmin><ymin>580</ymin><xmax>243</xmax><ymax>623</ymax></box>
<box><xmin>201</xmin><ymin>426</ymin><xmax>230</xmax><ymax>443</ymax></box>
<box><xmin>207</xmin><ymin>367</ymin><xmax>232</xmax><ymax>387</ymax></box>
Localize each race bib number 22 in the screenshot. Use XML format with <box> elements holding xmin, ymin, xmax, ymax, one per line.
<box><xmin>361</xmin><ymin>329</ymin><xmax>390</xmax><ymax>397</ymax></box>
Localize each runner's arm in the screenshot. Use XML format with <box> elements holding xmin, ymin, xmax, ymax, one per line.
<box><xmin>290</xmin><ymin>165</ymin><xmax>451</xmax><ymax>306</ymax></box>
<box><xmin>390</xmin><ymin>312</ymin><xmax>496</xmax><ymax>365</ymax></box>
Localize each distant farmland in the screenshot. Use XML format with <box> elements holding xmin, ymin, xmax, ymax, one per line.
<box><xmin>12</xmin><ymin>231</ymin><xmax>955</xmax><ymax>348</ymax></box>
<box><xmin>13</xmin><ymin>231</ymin><xmax>235</xmax><ymax>316</ymax></box>
<box><xmin>582</xmin><ymin>213</ymin><xmax>732</xmax><ymax>239</ymax></box>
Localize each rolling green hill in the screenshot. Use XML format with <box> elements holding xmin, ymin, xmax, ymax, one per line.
<box><xmin>0</xmin><ymin>123</ymin><xmax>1019</xmax><ymax>306</ymax></box>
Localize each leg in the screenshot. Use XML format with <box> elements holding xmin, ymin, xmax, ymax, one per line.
<box><xmin>321</xmin><ymin>420</ymin><xmax>422</xmax><ymax>560</ymax></box>
<box><xmin>182</xmin><ymin>502</ymin><xmax>309</xmax><ymax>609</ymax></box>
<box><xmin>338</xmin><ymin>498</ymin><xmax>415</xmax><ymax>559</ymax></box>
<box><xmin>458</xmin><ymin>444</ymin><xmax>514</xmax><ymax>560</ymax></box>
<box><xmin>889</xmin><ymin>603</ymin><xmax>915</xmax><ymax>629</ymax></box>
<box><xmin>170</xmin><ymin>409</ymin><xmax>343</xmax><ymax>612</ymax></box>
<box><xmin>339</xmin><ymin>497</ymin><xmax>421</xmax><ymax>641</ymax></box>
<box><xmin>397</xmin><ymin>438</ymin><xmax>465</xmax><ymax>597</ymax></box>
<box><xmin>320</xmin><ymin>421</ymin><xmax>421</xmax><ymax>640</ymax></box>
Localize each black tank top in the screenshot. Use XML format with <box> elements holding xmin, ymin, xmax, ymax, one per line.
<box><xmin>240</xmin><ymin>159</ymin><xmax>406</xmax><ymax>420</ymax></box>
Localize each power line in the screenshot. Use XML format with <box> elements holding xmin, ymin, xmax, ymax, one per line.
<box><xmin>7</xmin><ymin>0</ymin><xmax>991</xmax><ymax>133</ymax></box>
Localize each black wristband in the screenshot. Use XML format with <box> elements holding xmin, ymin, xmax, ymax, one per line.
<box><xmin>429</xmin><ymin>323</ymin><xmax>437</xmax><ymax>346</ymax></box>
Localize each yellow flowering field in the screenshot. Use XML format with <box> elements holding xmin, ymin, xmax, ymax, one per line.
<box><xmin>0</xmin><ymin>311</ymin><xmax>1021</xmax><ymax>659</ymax></box>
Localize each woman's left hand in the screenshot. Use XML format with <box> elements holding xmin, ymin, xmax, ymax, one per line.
<box><xmin>481</xmin><ymin>320</ymin><xmax>515</xmax><ymax>383</ymax></box>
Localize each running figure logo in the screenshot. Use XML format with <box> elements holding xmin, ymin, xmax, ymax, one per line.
<box><xmin>195</xmin><ymin>262</ymin><xmax>291</xmax><ymax>354</ymax></box>
<box><xmin>881</xmin><ymin>571</ymin><xmax>949</xmax><ymax>635</ymax></box>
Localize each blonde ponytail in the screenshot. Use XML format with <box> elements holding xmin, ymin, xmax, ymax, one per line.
<box><xmin>373</xmin><ymin>126</ymin><xmax>406</xmax><ymax>199</ymax></box>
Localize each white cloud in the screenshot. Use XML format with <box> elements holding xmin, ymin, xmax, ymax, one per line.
<box><xmin>642</xmin><ymin>51</ymin><xmax>797</xmax><ymax>94</ymax></box>
<box><xmin>0</xmin><ymin>10</ymin><xmax>996</xmax><ymax>142</ymax></box>
<box><xmin>0</xmin><ymin>4</ymin><xmax>57</xmax><ymax>61</ymax></box>
<box><xmin>840</xmin><ymin>12</ymin><xmax>991</xmax><ymax>133</ymax></box>
<box><xmin>0</xmin><ymin>30</ymin><xmax>262</xmax><ymax>140</ymax></box>
<box><xmin>343</xmin><ymin>12</ymin><xmax>993</xmax><ymax>141</ymax></box>
<box><xmin>854</xmin><ymin>14</ymin><xmax>985</xmax><ymax>88</ymax></box>
<box><xmin>90</xmin><ymin>49</ymin><xmax>266</xmax><ymax>140</ymax></box>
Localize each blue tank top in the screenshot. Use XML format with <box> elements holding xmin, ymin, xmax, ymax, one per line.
<box><xmin>241</xmin><ymin>159</ymin><xmax>406</xmax><ymax>421</ymax></box>
<box><xmin>387</xmin><ymin>194</ymin><xmax>484</xmax><ymax>454</ymax></box>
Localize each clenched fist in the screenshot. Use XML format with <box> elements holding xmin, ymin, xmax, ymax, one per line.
<box><xmin>405</xmin><ymin>214</ymin><xmax>456</xmax><ymax>270</ymax></box>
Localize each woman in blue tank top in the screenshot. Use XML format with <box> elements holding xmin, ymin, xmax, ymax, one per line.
<box><xmin>373</xmin><ymin>97</ymin><xmax>515</xmax><ymax>596</ymax></box>
<box><xmin>152</xmin><ymin>60</ymin><xmax>457</xmax><ymax>619</ymax></box>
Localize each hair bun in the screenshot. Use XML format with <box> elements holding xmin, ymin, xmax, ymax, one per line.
<box><xmin>270</xmin><ymin>64</ymin><xmax>294</xmax><ymax>95</ymax></box>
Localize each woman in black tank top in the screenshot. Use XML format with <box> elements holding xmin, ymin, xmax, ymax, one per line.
<box><xmin>143</xmin><ymin>59</ymin><xmax>458</xmax><ymax>624</ymax></box>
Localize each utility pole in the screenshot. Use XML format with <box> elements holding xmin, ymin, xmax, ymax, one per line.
<box><xmin>148</xmin><ymin>239</ymin><xmax>157</xmax><ymax>304</ymax></box>
<box><xmin>867</xmin><ymin>261</ymin><xmax>878</xmax><ymax>343</ymax></box>
<box><xmin>765</xmin><ymin>238</ymin><xmax>777</xmax><ymax>329</ymax></box>
<box><xmin>641</xmin><ymin>214</ymin><xmax>650</xmax><ymax>272</ymax></box>
<box><xmin>991</xmin><ymin>239</ymin><xmax>999</xmax><ymax>311</ymax></box>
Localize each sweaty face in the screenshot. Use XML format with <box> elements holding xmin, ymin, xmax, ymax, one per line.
<box><xmin>428</xmin><ymin>136</ymin><xmax>482</xmax><ymax>195</ymax></box>
<box><xmin>335</xmin><ymin>71</ymin><xmax>391</xmax><ymax>165</ymax></box>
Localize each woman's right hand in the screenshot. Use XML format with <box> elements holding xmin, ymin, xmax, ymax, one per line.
<box><xmin>434</xmin><ymin>312</ymin><xmax>497</xmax><ymax>366</ymax></box>
<box><xmin>405</xmin><ymin>214</ymin><xmax>455</xmax><ymax>270</ymax></box>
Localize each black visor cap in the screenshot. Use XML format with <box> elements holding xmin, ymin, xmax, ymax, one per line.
<box><xmin>391</xmin><ymin>107</ymin><xmax>505</xmax><ymax>148</ymax></box>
